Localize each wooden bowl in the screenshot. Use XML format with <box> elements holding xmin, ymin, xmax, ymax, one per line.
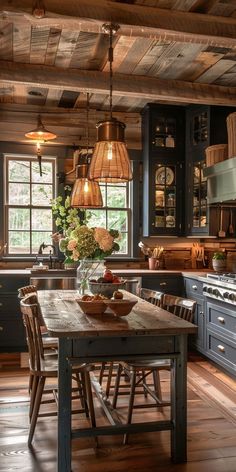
<box><xmin>106</xmin><ymin>299</ymin><xmax>137</xmax><ymax>317</ymax></box>
<box><xmin>76</xmin><ymin>299</ymin><xmax>107</xmax><ymax>315</ymax></box>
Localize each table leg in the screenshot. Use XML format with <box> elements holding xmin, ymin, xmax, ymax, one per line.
<box><xmin>58</xmin><ymin>338</ymin><xmax>72</xmax><ymax>472</ymax></box>
<box><xmin>171</xmin><ymin>334</ymin><xmax>187</xmax><ymax>463</ymax></box>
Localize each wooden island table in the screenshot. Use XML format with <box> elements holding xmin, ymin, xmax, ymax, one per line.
<box><xmin>37</xmin><ymin>289</ymin><xmax>197</xmax><ymax>472</ymax></box>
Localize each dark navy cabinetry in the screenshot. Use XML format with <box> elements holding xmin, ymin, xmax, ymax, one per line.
<box><xmin>0</xmin><ymin>274</ymin><xmax>29</xmax><ymax>351</ymax></box>
<box><xmin>142</xmin><ymin>103</ymin><xmax>185</xmax><ymax>236</ymax></box>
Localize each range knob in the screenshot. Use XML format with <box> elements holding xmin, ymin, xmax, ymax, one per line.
<box><xmin>223</xmin><ymin>292</ymin><xmax>229</xmax><ymax>299</ymax></box>
<box><xmin>229</xmin><ymin>293</ymin><xmax>236</xmax><ymax>301</ymax></box>
<box><xmin>213</xmin><ymin>289</ymin><xmax>220</xmax><ymax>297</ymax></box>
<box><xmin>203</xmin><ymin>286</ymin><xmax>208</xmax><ymax>293</ymax></box>
<box><xmin>207</xmin><ymin>287</ymin><xmax>213</xmax><ymax>294</ymax></box>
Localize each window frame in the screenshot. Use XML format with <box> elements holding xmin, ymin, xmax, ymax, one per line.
<box><xmin>4</xmin><ymin>154</ymin><xmax>57</xmax><ymax>257</ymax></box>
<box><xmin>86</xmin><ymin>181</ymin><xmax>132</xmax><ymax>258</ymax></box>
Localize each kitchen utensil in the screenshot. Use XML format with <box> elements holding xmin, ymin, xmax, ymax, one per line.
<box><xmin>228</xmin><ymin>209</ymin><xmax>234</xmax><ymax>237</ymax></box>
<box><xmin>218</xmin><ymin>208</ymin><xmax>225</xmax><ymax>238</ymax></box>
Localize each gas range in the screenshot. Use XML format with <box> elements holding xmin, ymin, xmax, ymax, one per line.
<box><xmin>203</xmin><ymin>273</ymin><xmax>236</xmax><ymax>305</ymax></box>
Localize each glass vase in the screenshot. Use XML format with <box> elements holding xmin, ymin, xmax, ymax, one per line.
<box><xmin>76</xmin><ymin>259</ymin><xmax>106</xmax><ymax>295</ymax></box>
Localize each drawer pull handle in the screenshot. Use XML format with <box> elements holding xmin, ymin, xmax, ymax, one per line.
<box><xmin>0</xmin><ymin>284</ymin><xmax>2</xmax><ymax>288</ymax></box>
<box><xmin>0</xmin><ymin>303</ymin><xmax>2</xmax><ymax>307</ymax></box>
<box><xmin>192</xmin><ymin>285</ymin><xmax>197</xmax><ymax>290</ymax></box>
<box><xmin>159</xmin><ymin>282</ymin><xmax>167</xmax><ymax>287</ymax></box>
<box><xmin>217</xmin><ymin>316</ymin><xmax>225</xmax><ymax>324</ymax></box>
<box><xmin>217</xmin><ymin>344</ymin><xmax>225</xmax><ymax>353</ymax></box>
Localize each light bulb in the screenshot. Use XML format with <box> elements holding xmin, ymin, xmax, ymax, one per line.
<box><xmin>84</xmin><ymin>179</ymin><xmax>89</xmax><ymax>193</ymax></box>
<box><xmin>36</xmin><ymin>141</ymin><xmax>41</xmax><ymax>154</ymax></box>
<box><xmin>107</xmin><ymin>142</ymin><xmax>113</xmax><ymax>160</ymax></box>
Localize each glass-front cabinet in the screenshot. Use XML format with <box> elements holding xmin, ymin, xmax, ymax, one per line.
<box><xmin>154</xmin><ymin>164</ymin><xmax>177</xmax><ymax>231</ymax></box>
<box><xmin>142</xmin><ymin>103</ymin><xmax>185</xmax><ymax>237</ymax></box>
<box><xmin>192</xmin><ymin>161</ymin><xmax>207</xmax><ymax>231</ymax></box>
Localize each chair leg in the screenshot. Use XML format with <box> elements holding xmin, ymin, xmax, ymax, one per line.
<box><xmin>29</xmin><ymin>375</ymin><xmax>39</xmax><ymax>419</ymax></box>
<box><xmin>123</xmin><ymin>369</ymin><xmax>137</xmax><ymax>445</ymax></box>
<box><xmin>28</xmin><ymin>376</ymin><xmax>45</xmax><ymax>445</ymax></box>
<box><xmin>105</xmin><ymin>362</ymin><xmax>114</xmax><ymax>398</ymax></box>
<box><xmin>112</xmin><ymin>363</ymin><xmax>123</xmax><ymax>409</ymax></box>
<box><xmin>79</xmin><ymin>371</ymin><xmax>90</xmax><ymax>417</ymax></box>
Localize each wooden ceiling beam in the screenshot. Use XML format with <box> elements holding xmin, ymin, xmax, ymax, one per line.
<box><xmin>2</xmin><ymin>0</ymin><xmax>236</xmax><ymax>48</ymax></box>
<box><xmin>1</xmin><ymin>60</ymin><xmax>236</xmax><ymax>106</ymax></box>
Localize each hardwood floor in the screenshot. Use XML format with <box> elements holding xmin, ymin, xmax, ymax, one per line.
<box><xmin>0</xmin><ymin>353</ymin><xmax>235</xmax><ymax>472</ymax></box>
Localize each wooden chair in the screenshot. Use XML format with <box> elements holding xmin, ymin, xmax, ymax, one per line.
<box><xmin>98</xmin><ymin>288</ymin><xmax>165</xmax><ymax>398</ymax></box>
<box><xmin>20</xmin><ymin>293</ymin><xmax>96</xmax><ymax>445</ymax></box>
<box><xmin>18</xmin><ymin>285</ymin><xmax>58</xmax><ymax>350</ymax></box>
<box><xmin>112</xmin><ymin>294</ymin><xmax>196</xmax><ymax>443</ymax></box>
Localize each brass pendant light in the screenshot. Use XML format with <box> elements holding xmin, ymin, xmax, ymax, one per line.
<box><xmin>25</xmin><ymin>115</ymin><xmax>57</xmax><ymax>141</ymax></box>
<box><xmin>88</xmin><ymin>23</ymin><xmax>133</xmax><ymax>183</ymax></box>
<box><xmin>70</xmin><ymin>94</ymin><xmax>103</xmax><ymax>208</ymax></box>
<box><xmin>25</xmin><ymin>115</ymin><xmax>57</xmax><ymax>176</ymax></box>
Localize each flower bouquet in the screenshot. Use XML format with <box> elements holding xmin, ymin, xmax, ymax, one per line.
<box><xmin>59</xmin><ymin>225</ymin><xmax>120</xmax><ymax>293</ymax></box>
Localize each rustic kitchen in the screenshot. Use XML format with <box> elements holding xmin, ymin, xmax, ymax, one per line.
<box><xmin>0</xmin><ymin>1</ymin><xmax>236</xmax><ymax>472</ymax></box>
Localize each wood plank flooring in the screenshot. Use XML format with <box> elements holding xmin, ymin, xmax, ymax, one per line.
<box><xmin>0</xmin><ymin>353</ymin><xmax>236</xmax><ymax>472</ymax></box>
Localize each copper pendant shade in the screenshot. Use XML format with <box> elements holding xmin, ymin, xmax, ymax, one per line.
<box><xmin>70</xmin><ymin>154</ymin><xmax>103</xmax><ymax>208</ymax></box>
<box><xmin>88</xmin><ymin>23</ymin><xmax>133</xmax><ymax>183</ymax></box>
<box><xmin>70</xmin><ymin>94</ymin><xmax>103</xmax><ymax>209</ymax></box>
<box><xmin>25</xmin><ymin>115</ymin><xmax>57</xmax><ymax>141</ymax></box>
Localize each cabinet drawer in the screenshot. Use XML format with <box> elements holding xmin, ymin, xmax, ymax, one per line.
<box><xmin>207</xmin><ymin>330</ymin><xmax>236</xmax><ymax>372</ymax></box>
<box><xmin>0</xmin><ymin>318</ymin><xmax>27</xmax><ymax>350</ymax></box>
<box><xmin>207</xmin><ymin>301</ymin><xmax>236</xmax><ymax>338</ymax></box>
<box><xmin>184</xmin><ymin>278</ymin><xmax>203</xmax><ymax>297</ymax></box>
<box><xmin>142</xmin><ymin>276</ymin><xmax>183</xmax><ymax>295</ymax></box>
<box><xmin>0</xmin><ymin>296</ymin><xmax>21</xmax><ymax>318</ymax></box>
<box><xmin>0</xmin><ymin>276</ymin><xmax>29</xmax><ymax>293</ymax></box>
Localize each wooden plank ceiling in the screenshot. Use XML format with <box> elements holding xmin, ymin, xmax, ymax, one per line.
<box><xmin>1</xmin><ymin>0</ymin><xmax>236</xmax><ymax>150</ymax></box>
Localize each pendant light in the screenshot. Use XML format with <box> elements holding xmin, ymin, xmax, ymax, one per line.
<box><xmin>70</xmin><ymin>94</ymin><xmax>103</xmax><ymax>208</ymax></box>
<box><xmin>25</xmin><ymin>115</ymin><xmax>57</xmax><ymax>141</ymax></box>
<box><xmin>25</xmin><ymin>115</ymin><xmax>57</xmax><ymax>176</ymax></box>
<box><xmin>88</xmin><ymin>23</ymin><xmax>133</xmax><ymax>183</ymax></box>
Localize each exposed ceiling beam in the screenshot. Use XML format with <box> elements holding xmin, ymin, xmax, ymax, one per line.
<box><xmin>2</xmin><ymin>0</ymin><xmax>236</xmax><ymax>47</ymax></box>
<box><xmin>1</xmin><ymin>60</ymin><xmax>236</xmax><ymax>106</ymax></box>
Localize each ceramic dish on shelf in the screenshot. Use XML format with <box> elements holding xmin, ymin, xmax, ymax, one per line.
<box><xmin>155</xmin><ymin>167</ymin><xmax>174</xmax><ymax>185</ymax></box>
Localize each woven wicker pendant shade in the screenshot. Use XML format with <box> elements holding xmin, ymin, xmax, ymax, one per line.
<box><xmin>88</xmin><ymin>23</ymin><xmax>133</xmax><ymax>183</ymax></box>
<box><xmin>70</xmin><ymin>163</ymin><xmax>103</xmax><ymax>208</ymax></box>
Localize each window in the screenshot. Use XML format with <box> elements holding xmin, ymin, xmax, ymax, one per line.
<box><xmin>4</xmin><ymin>155</ymin><xmax>56</xmax><ymax>255</ymax></box>
<box><xmin>86</xmin><ymin>182</ymin><xmax>131</xmax><ymax>257</ymax></box>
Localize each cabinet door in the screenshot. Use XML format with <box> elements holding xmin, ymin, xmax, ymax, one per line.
<box><xmin>144</xmin><ymin>161</ymin><xmax>184</xmax><ymax>236</ymax></box>
<box><xmin>184</xmin><ymin>277</ymin><xmax>205</xmax><ymax>353</ymax></box>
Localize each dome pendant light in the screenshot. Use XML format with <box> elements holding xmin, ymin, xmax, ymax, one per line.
<box><xmin>70</xmin><ymin>94</ymin><xmax>103</xmax><ymax>208</ymax></box>
<box><xmin>25</xmin><ymin>115</ymin><xmax>57</xmax><ymax>176</ymax></box>
<box><xmin>88</xmin><ymin>23</ymin><xmax>133</xmax><ymax>183</ymax></box>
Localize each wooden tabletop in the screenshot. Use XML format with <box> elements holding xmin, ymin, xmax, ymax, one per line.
<box><xmin>37</xmin><ymin>290</ymin><xmax>197</xmax><ymax>338</ymax></box>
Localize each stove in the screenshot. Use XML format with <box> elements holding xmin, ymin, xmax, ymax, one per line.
<box><xmin>203</xmin><ymin>273</ymin><xmax>236</xmax><ymax>305</ymax></box>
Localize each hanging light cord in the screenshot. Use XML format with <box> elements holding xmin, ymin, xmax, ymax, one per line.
<box><xmin>108</xmin><ymin>25</ymin><xmax>113</xmax><ymax>120</ymax></box>
<box><xmin>86</xmin><ymin>92</ymin><xmax>90</xmax><ymax>154</ymax></box>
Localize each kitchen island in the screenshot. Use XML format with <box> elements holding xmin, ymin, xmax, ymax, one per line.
<box><xmin>38</xmin><ymin>289</ymin><xmax>197</xmax><ymax>471</ymax></box>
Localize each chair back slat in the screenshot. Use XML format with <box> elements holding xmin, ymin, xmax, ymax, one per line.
<box><xmin>20</xmin><ymin>294</ymin><xmax>45</xmax><ymax>371</ymax></box>
<box><xmin>163</xmin><ymin>294</ymin><xmax>196</xmax><ymax>323</ymax></box>
<box><xmin>140</xmin><ymin>288</ymin><xmax>164</xmax><ymax>307</ymax></box>
<box><xmin>18</xmin><ymin>284</ymin><xmax>37</xmax><ymax>299</ymax></box>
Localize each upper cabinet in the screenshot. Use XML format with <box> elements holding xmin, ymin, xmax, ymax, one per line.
<box><xmin>142</xmin><ymin>104</ymin><xmax>185</xmax><ymax>237</ymax></box>
<box><xmin>185</xmin><ymin>105</ymin><xmax>236</xmax><ymax>236</ymax></box>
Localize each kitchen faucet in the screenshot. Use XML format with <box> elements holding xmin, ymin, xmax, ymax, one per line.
<box><xmin>38</xmin><ymin>242</ymin><xmax>56</xmax><ymax>255</ymax></box>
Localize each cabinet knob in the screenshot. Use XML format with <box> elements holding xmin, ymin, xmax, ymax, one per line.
<box><xmin>0</xmin><ymin>302</ymin><xmax>2</xmax><ymax>307</ymax></box>
<box><xmin>159</xmin><ymin>282</ymin><xmax>167</xmax><ymax>287</ymax></box>
<box><xmin>192</xmin><ymin>285</ymin><xmax>197</xmax><ymax>290</ymax></box>
<box><xmin>199</xmin><ymin>311</ymin><xmax>204</xmax><ymax>315</ymax></box>
<box><xmin>217</xmin><ymin>316</ymin><xmax>225</xmax><ymax>324</ymax></box>
<box><xmin>0</xmin><ymin>284</ymin><xmax>2</xmax><ymax>288</ymax></box>
<box><xmin>217</xmin><ymin>344</ymin><xmax>225</xmax><ymax>353</ymax></box>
